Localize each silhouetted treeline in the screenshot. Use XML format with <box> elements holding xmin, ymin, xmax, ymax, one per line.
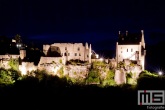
<box><xmin>0</xmin><ymin>71</ymin><xmax>164</xmax><ymax>110</ymax></box>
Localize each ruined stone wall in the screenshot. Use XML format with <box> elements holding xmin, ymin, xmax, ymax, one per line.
<box><xmin>51</xmin><ymin>43</ymin><xmax>87</xmax><ymax>61</ymax></box>
<box><xmin>43</xmin><ymin>43</ymin><xmax>92</xmax><ymax>62</ymax></box>
<box><xmin>123</xmin><ymin>59</ymin><xmax>142</xmax><ymax>77</ymax></box>
<box><xmin>109</xmin><ymin>58</ymin><xmax>117</xmax><ymax>68</ymax></box>
<box><xmin>43</xmin><ymin>44</ymin><xmax>50</xmax><ymax>55</ymax></box>
<box><xmin>0</xmin><ymin>55</ymin><xmax>19</xmax><ymax>59</ymax></box>
<box><xmin>20</xmin><ymin>50</ymin><xmax>26</xmax><ymax>60</ymax></box>
<box><xmin>37</xmin><ymin>57</ymin><xmax>65</xmax><ymax>76</ymax></box>
<box><xmin>38</xmin><ymin>62</ymin><xmax>63</xmax><ymax>76</ymax></box>
<box><xmin>37</xmin><ymin>58</ymin><xmax>88</xmax><ymax>78</ymax></box>
<box><xmin>114</xmin><ymin>59</ymin><xmax>143</xmax><ymax>84</ymax></box>
<box><xmin>0</xmin><ymin>55</ymin><xmax>19</xmax><ymax>69</ymax></box>
<box><xmin>19</xmin><ymin>62</ymin><xmax>37</xmax><ymax>75</ymax></box>
<box><xmin>64</xmin><ymin>65</ymin><xmax>88</xmax><ymax>79</ymax></box>
<box><xmin>38</xmin><ymin>57</ymin><xmax>64</xmax><ymax>66</ymax></box>
<box><xmin>114</xmin><ymin>69</ymin><xmax>126</xmax><ymax>84</ymax></box>
<box><xmin>0</xmin><ymin>60</ymin><xmax>10</xmax><ymax>69</ymax></box>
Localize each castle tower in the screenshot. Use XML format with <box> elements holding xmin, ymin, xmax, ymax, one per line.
<box><xmin>141</xmin><ymin>30</ymin><xmax>145</xmax><ymax>49</ymax></box>
<box><xmin>20</xmin><ymin>49</ymin><xmax>26</xmax><ymax>60</ymax></box>
<box><xmin>140</xmin><ymin>30</ymin><xmax>146</xmax><ymax>70</ymax></box>
<box><xmin>85</xmin><ymin>42</ymin><xmax>88</xmax><ymax>49</ymax></box>
<box><xmin>89</xmin><ymin>44</ymin><xmax>92</xmax><ymax>63</ymax></box>
<box><xmin>116</xmin><ymin>42</ymin><xmax>119</xmax><ymax>63</ymax></box>
<box><xmin>116</xmin><ymin>30</ymin><xmax>146</xmax><ymax>70</ymax></box>
<box><xmin>126</xmin><ymin>30</ymin><xmax>128</xmax><ymax>36</ymax></box>
<box><xmin>43</xmin><ymin>45</ymin><xmax>50</xmax><ymax>56</ymax></box>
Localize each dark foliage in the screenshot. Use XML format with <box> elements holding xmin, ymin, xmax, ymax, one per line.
<box><xmin>0</xmin><ymin>71</ymin><xmax>164</xmax><ymax>110</ymax></box>
<box><xmin>66</xmin><ymin>59</ymin><xmax>88</xmax><ymax>65</ymax></box>
<box><xmin>25</xmin><ymin>48</ymin><xmax>45</xmax><ymax>65</ymax></box>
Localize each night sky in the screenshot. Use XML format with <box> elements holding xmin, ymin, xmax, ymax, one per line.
<box><xmin>0</xmin><ymin>0</ymin><xmax>165</xmax><ymax>71</ymax></box>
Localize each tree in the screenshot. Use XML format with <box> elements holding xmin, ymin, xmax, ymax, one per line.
<box><xmin>0</xmin><ymin>68</ymin><xmax>21</xmax><ymax>86</ymax></box>
<box><xmin>86</xmin><ymin>69</ymin><xmax>100</xmax><ymax>84</ymax></box>
<box><xmin>8</xmin><ymin>58</ymin><xmax>19</xmax><ymax>71</ymax></box>
<box><xmin>14</xmin><ymin>34</ymin><xmax>22</xmax><ymax>43</ymax></box>
<box><xmin>102</xmin><ymin>70</ymin><xmax>116</xmax><ymax>86</ymax></box>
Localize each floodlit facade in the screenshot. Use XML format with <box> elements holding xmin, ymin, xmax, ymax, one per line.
<box><xmin>43</xmin><ymin>42</ymin><xmax>92</xmax><ymax>63</ymax></box>
<box><xmin>116</xmin><ymin>30</ymin><xmax>146</xmax><ymax>70</ymax></box>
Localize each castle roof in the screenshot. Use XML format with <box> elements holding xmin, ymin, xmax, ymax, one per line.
<box><xmin>118</xmin><ymin>32</ymin><xmax>142</xmax><ymax>45</ymax></box>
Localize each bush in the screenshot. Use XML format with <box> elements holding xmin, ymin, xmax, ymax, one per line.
<box><xmin>8</xmin><ymin>58</ymin><xmax>19</xmax><ymax>71</ymax></box>
<box><xmin>102</xmin><ymin>70</ymin><xmax>116</xmax><ymax>86</ymax></box>
<box><xmin>0</xmin><ymin>68</ymin><xmax>21</xmax><ymax>86</ymax></box>
<box><xmin>66</xmin><ymin>59</ymin><xmax>87</xmax><ymax>65</ymax></box>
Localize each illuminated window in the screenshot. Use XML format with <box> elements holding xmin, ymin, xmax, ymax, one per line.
<box><xmin>75</xmin><ymin>53</ymin><xmax>77</xmax><ymax>56</ymax></box>
<box><xmin>78</xmin><ymin>47</ymin><xmax>80</xmax><ymax>51</ymax></box>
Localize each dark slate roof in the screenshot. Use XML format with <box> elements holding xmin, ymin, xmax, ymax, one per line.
<box><xmin>118</xmin><ymin>33</ymin><xmax>142</xmax><ymax>45</ymax></box>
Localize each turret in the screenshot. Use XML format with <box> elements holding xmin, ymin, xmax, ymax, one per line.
<box><xmin>20</xmin><ymin>49</ymin><xmax>26</xmax><ymax>60</ymax></box>
<box><xmin>85</xmin><ymin>42</ymin><xmax>88</xmax><ymax>49</ymax></box>
<box><xmin>119</xmin><ymin>31</ymin><xmax>121</xmax><ymax>35</ymax></box>
<box><xmin>43</xmin><ymin>44</ymin><xmax>50</xmax><ymax>56</ymax></box>
<box><xmin>141</xmin><ymin>30</ymin><xmax>145</xmax><ymax>48</ymax></box>
<box><xmin>89</xmin><ymin>44</ymin><xmax>92</xmax><ymax>63</ymax></box>
<box><xmin>126</xmin><ymin>30</ymin><xmax>128</xmax><ymax>36</ymax></box>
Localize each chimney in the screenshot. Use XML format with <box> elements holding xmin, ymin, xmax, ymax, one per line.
<box><xmin>119</xmin><ymin>31</ymin><xmax>121</xmax><ymax>35</ymax></box>
<box><xmin>126</xmin><ymin>30</ymin><xmax>128</xmax><ymax>36</ymax></box>
<box><xmin>141</xmin><ymin>30</ymin><xmax>144</xmax><ymax>34</ymax></box>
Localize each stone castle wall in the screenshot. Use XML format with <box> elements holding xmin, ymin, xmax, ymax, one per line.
<box><xmin>19</xmin><ymin>62</ymin><xmax>37</xmax><ymax>75</ymax></box>
<box><xmin>0</xmin><ymin>60</ymin><xmax>10</xmax><ymax>69</ymax></box>
<box><xmin>114</xmin><ymin>69</ymin><xmax>126</xmax><ymax>84</ymax></box>
<box><xmin>38</xmin><ymin>57</ymin><xmax>65</xmax><ymax>65</ymax></box>
<box><xmin>43</xmin><ymin>44</ymin><xmax>50</xmax><ymax>55</ymax></box>
<box><xmin>0</xmin><ymin>55</ymin><xmax>19</xmax><ymax>59</ymax></box>
<box><xmin>20</xmin><ymin>50</ymin><xmax>26</xmax><ymax>60</ymax></box>
<box><xmin>0</xmin><ymin>55</ymin><xmax>20</xmax><ymax>69</ymax></box>
<box><xmin>64</xmin><ymin>65</ymin><xmax>88</xmax><ymax>79</ymax></box>
<box><xmin>43</xmin><ymin>43</ymin><xmax>91</xmax><ymax>62</ymax></box>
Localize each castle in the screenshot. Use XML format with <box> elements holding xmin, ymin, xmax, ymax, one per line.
<box><xmin>43</xmin><ymin>42</ymin><xmax>92</xmax><ymax>64</ymax></box>
<box><xmin>116</xmin><ymin>30</ymin><xmax>146</xmax><ymax>70</ymax></box>
<box><xmin>0</xmin><ymin>30</ymin><xmax>146</xmax><ymax>84</ymax></box>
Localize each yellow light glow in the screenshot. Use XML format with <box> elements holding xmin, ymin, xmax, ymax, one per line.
<box><xmin>158</xmin><ymin>71</ymin><xmax>162</xmax><ymax>75</ymax></box>
<box><xmin>20</xmin><ymin>66</ymin><xmax>27</xmax><ymax>75</ymax></box>
<box><xmin>96</xmin><ymin>54</ymin><xmax>99</xmax><ymax>59</ymax></box>
<box><xmin>99</xmin><ymin>58</ymin><xmax>103</xmax><ymax>61</ymax></box>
